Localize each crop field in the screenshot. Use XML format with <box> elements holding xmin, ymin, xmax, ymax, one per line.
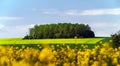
<box><xmin>0</xmin><ymin>38</ymin><xmax>105</xmax><ymax>45</ymax></box>
<box><xmin>1</xmin><ymin>37</ymin><xmax>119</xmax><ymax>66</ymax></box>
<box><xmin>0</xmin><ymin>41</ymin><xmax>120</xmax><ymax>66</ymax></box>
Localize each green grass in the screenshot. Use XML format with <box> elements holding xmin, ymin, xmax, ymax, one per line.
<box><xmin>0</xmin><ymin>38</ymin><xmax>105</xmax><ymax>45</ymax></box>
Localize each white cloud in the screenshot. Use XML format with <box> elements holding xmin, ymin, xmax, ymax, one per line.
<box><xmin>38</xmin><ymin>8</ymin><xmax>120</xmax><ymax>16</ymax></box>
<box><xmin>5</xmin><ymin>24</ymin><xmax>34</xmax><ymax>33</ymax></box>
<box><xmin>89</xmin><ymin>22</ymin><xmax>118</xmax><ymax>29</ymax></box>
<box><xmin>40</xmin><ymin>9</ymin><xmax>79</xmax><ymax>16</ymax></box>
<box><xmin>0</xmin><ymin>24</ymin><xmax>34</xmax><ymax>38</ymax></box>
<box><xmin>0</xmin><ymin>24</ymin><xmax>5</xmax><ymax>29</ymax></box>
<box><xmin>80</xmin><ymin>8</ymin><xmax>120</xmax><ymax>15</ymax></box>
<box><xmin>28</xmin><ymin>24</ymin><xmax>35</xmax><ymax>28</ymax></box>
<box><xmin>43</xmin><ymin>11</ymin><xmax>59</xmax><ymax>14</ymax></box>
<box><xmin>88</xmin><ymin>22</ymin><xmax>120</xmax><ymax>37</ymax></box>
<box><xmin>0</xmin><ymin>16</ymin><xmax>23</xmax><ymax>20</ymax></box>
<box><xmin>42</xmin><ymin>9</ymin><xmax>60</xmax><ymax>15</ymax></box>
<box><xmin>63</xmin><ymin>10</ymin><xmax>79</xmax><ymax>16</ymax></box>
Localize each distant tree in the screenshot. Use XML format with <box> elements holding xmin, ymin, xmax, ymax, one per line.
<box><xmin>83</xmin><ymin>30</ymin><xmax>95</xmax><ymax>38</ymax></box>
<box><xmin>111</xmin><ymin>30</ymin><xmax>120</xmax><ymax>48</ymax></box>
<box><xmin>24</xmin><ymin>23</ymin><xmax>95</xmax><ymax>39</ymax></box>
<box><xmin>23</xmin><ymin>34</ymin><xmax>33</xmax><ymax>39</ymax></box>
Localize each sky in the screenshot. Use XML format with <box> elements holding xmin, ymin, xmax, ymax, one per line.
<box><xmin>0</xmin><ymin>0</ymin><xmax>120</xmax><ymax>38</ymax></box>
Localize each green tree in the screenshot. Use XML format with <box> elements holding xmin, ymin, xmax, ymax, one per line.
<box><xmin>24</xmin><ymin>23</ymin><xmax>95</xmax><ymax>39</ymax></box>
<box><xmin>111</xmin><ymin>31</ymin><xmax>120</xmax><ymax>48</ymax></box>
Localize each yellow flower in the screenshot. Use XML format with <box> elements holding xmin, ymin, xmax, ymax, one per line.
<box><xmin>91</xmin><ymin>61</ymin><xmax>100</xmax><ymax>66</ymax></box>
<box><xmin>117</xmin><ymin>64</ymin><xmax>120</xmax><ymax>66</ymax></box>
<box><xmin>101</xmin><ymin>62</ymin><xmax>107</xmax><ymax>66</ymax></box>
<box><xmin>63</xmin><ymin>62</ymin><xmax>70</xmax><ymax>66</ymax></box>
<box><xmin>112</xmin><ymin>57</ymin><xmax>118</xmax><ymax>65</ymax></box>
<box><xmin>47</xmin><ymin>63</ymin><xmax>56</xmax><ymax>66</ymax></box>
<box><xmin>12</xmin><ymin>60</ymin><xmax>30</xmax><ymax>66</ymax></box>
<box><xmin>39</xmin><ymin>47</ymin><xmax>54</xmax><ymax>62</ymax></box>
<box><xmin>0</xmin><ymin>56</ymin><xmax>10</xmax><ymax>66</ymax></box>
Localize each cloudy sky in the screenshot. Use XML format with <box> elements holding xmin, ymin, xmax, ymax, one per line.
<box><xmin>0</xmin><ymin>0</ymin><xmax>120</xmax><ymax>38</ymax></box>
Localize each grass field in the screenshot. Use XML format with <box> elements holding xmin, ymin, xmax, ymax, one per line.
<box><xmin>0</xmin><ymin>38</ymin><xmax>106</xmax><ymax>45</ymax></box>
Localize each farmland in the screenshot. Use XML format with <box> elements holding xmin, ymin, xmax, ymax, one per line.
<box><xmin>0</xmin><ymin>38</ymin><xmax>105</xmax><ymax>45</ymax></box>
<box><xmin>1</xmin><ymin>37</ymin><xmax>120</xmax><ymax>66</ymax></box>
<box><xmin>0</xmin><ymin>39</ymin><xmax>120</xmax><ymax>66</ymax></box>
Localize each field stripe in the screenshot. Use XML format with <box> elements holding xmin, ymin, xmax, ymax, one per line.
<box><xmin>0</xmin><ymin>38</ymin><xmax>105</xmax><ymax>45</ymax></box>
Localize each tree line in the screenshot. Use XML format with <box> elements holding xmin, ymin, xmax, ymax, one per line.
<box><xmin>24</xmin><ymin>23</ymin><xmax>95</xmax><ymax>39</ymax></box>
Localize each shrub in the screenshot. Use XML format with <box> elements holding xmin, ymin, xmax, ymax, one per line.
<box><xmin>111</xmin><ymin>31</ymin><xmax>120</xmax><ymax>48</ymax></box>
<box><xmin>23</xmin><ymin>35</ymin><xmax>33</xmax><ymax>39</ymax></box>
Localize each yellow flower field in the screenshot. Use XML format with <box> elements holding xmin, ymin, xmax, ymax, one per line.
<box><xmin>0</xmin><ymin>43</ymin><xmax>120</xmax><ymax>66</ymax></box>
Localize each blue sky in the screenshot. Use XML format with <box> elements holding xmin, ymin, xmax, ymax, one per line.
<box><xmin>0</xmin><ymin>0</ymin><xmax>120</xmax><ymax>38</ymax></box>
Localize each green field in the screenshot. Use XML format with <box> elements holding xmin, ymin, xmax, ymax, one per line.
<box><xmin>0</xmin><ymin>38</ymin><xmax>106</xmax><ymax>45</ymax></box>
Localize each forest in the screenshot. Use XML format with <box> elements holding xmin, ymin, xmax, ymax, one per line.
<box><xmin>24</xmin><ymin>23</ymin><xmax>95</xmax><ymax>39</ymax></box>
